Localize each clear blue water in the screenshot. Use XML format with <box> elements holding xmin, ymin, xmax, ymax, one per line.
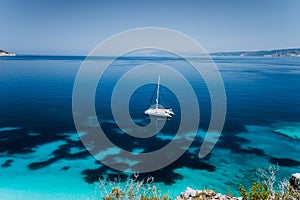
<box><xmin>0</xmin><ymin>55</ymin><xmax>300</xmax><ymax>199</ymax></box>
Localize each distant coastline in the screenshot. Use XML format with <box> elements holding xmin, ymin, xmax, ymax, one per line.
<box><xmin>211</xmin><ymin>48</ymin><xmax>300</xmax><ymax>57</ymax></box>
<box><xmin>0</xmin><ymin>49</ymin><xmax>16</xmax><ymax>56</ymax></box>
<box><xmin>2</xmin><ymin>48</ymin><xmax>300</xmax><ymax>58</ymax></box>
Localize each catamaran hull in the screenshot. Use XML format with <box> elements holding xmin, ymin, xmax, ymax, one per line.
<box><xmin>144</xmin><ymin>108</ymin><xmax>173</xmax><ymax>118</ymax></box>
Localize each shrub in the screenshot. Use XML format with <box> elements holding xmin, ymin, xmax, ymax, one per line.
<box><xmin>239</xmin><ymin>180</ymin><xmax>270</xmax><ymax>200</ymax></box>
<box><xmin>239</xmin><ymin>165</ymin><xmax>300</xmax><ymax>200</ymax></box>
<box><xmin>99</xmin><ymin>173</ymin><xmax>171</xmax><ymax>200</ymax></box>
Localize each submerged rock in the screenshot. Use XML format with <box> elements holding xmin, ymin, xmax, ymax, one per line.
<box><xmin>1</xmin><ymin>159</ymin><xmax>13</xmax><ymax>168</ymax></box>
<box><xmin>176</xmin><ymin>187</ymin><xmax>242</xmax><ymax>200</ymax></box>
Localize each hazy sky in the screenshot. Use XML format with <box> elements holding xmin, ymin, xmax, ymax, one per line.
<box><xmin>1</xmin><ymin>0</ymin><xmax>300</xmax><ymax>55</ymax></box>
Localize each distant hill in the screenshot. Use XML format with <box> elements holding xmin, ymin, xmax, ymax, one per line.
<box><xmin>211</xmin><ymin>48</ymin><xmax>300</xmax><ymax>57</ymax></box>
<box><xmin>0</xmin><ymin>49</ymin><xmax>16</xmax><ymax>56</ymax></box>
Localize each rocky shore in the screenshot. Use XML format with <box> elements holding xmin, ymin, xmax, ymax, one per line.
<box><xmin>176</xmin><ymin>187</ymin><xmax>242</xmax><ymax>200</ymax></box>
<box><xmin>176</xmin><ymin>173</ymin><xmax>300</xmax><ymax>200</ymax></box>
<box><xmin>0</xmin><ymin>49</ymin><xmax>16</xmax><ymax>56</ymax></box>
<box><xmin>290</xmin><ymin>173</ymin><xmax>300</xmax><ymax>192</ymax></box>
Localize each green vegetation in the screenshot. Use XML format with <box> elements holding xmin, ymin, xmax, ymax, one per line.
<box><xmin>99</xmin><ymin>173</ymin><xmax>171</xmax><ymax>200</ymax></box>
<box><xmin>239</xmin><ymin>180</ymin><xmax>270</xmax><ymax>200</ymax></box>
<box><xmin>239</xmin><ymin>165</ymin><xmax>300</xmax><ymax>200</ymax></box>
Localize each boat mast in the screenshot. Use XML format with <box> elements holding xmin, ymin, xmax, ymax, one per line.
<box><xmin>155</xmin><ymin>76</ymin><xmax>160</xmax><ymax>109</ymax></box>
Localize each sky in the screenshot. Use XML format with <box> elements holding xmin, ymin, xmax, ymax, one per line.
<box><xmin>0</xmin><ymin>0</ymin><xmax>300</xmax><ymax>55</ymax></box>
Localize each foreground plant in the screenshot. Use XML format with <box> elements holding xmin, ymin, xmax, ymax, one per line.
<box><xmin>239</xmin><ymin>165</ymin><xmax>300</xmax><ymax>200</ymax></box>
<box><xmin>239</xmin><ymin>180</ymin><xmax>269</xmax><ymax>200</ymax></box>
<box><xmin>99</xmin><ymin>173</ymin><xmax>171</xmax><ymax>200</ymax></box>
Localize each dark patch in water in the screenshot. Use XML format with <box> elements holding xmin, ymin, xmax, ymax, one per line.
<box><xmin>223</xmin><ymin>123</ymin><xmax>247</xmax><ymax>135</ymax></box>
<box><xmin>95</xmin><ymin>160</ymin><xmax>102</xmax><ymax>165</ymax></box>
<box><xmin>176</xmin><ymin>152</ymin><xmax>215</xmax><ymax>172</ymax></box>
<box><xmin>1</xmin><ymin>159</ymin><xmax>13</xmax><ymax>167</ymax></box>
<box><xmin>82</xmin><ymin>168</ymin><xmax>104</xmax><ymax>184</ymax></box>
<box><xmin>28</xmin><ymin>139</ymin><xmax>90</xmax><ymax>170</ymax></box>
<box><xmin>62</xmin><ymin>166</ymin><xmax>70</xmax><ymax>171</ymax></box>
<box><xmin>100</xmin><ymin>121</ymin><xmax>177</xmax><ymax>153</ymax></box>
<box><xmin>81</xmin><ymin>164</ymin><xmax>182</xmax><ymax>185</ymax></box>
<box><xmin>78</xmin><ymin>119</ymin><xmax>216</xmax><ymax>185</ymax></box>
<box><xmin>269</xmin><ymin>157</ymin><xmax>300</xmax><ymax>167</ymax></box>
<box><xmin>28</xmin><ymin>157</ymin><xmax>57</xmax><ymax>170</ymax></box>
<box><xmin>217</xmin><ymin>134</ymin><xmax>248</xmax><ymax>151</ymax></box>
<box><xmin>0</xmin><ymin>129</ymin><xmax>68</xmax><ymax>154</ymax></box>
<box><xmin>81</xmin><ymin>151</ymin><xmax>214</xmax><ymax>185</ymax></box>
<box><xmin>137</xmin><ymin>168</ymin><xmax>184</xmax><ymax>185</ymax></box>
<box><xmin>217</xmin><ymin>134</ymin><xmax>266</xmax><ymax>157</ymax></box>
<box><xmin>239</xmin><ymin>147</ymin><xmax>266</xmax><ymax>157</ymax></box>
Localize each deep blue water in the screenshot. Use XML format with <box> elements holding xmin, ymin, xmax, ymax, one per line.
<box><xmin>0</xmin><ymin>55</ymin><xmax>300</xmax><ymax>199</ymax></box>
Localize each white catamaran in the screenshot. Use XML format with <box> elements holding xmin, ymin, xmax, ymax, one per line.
<box><xmin>144</xmin><ymin>76</ymin><xmax>174</xmax><ymax>118</ymax></box>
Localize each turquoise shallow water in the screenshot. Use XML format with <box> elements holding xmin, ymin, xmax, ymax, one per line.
<box><xmin>0</xmin><ymin>55</ymin><xmax>300</xmax><ymax>199</ymax></box>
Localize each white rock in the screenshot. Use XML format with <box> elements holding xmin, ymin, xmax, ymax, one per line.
<box><xmin>290</xmin><ymin>173</ymin><xmax>300</xmax><ymax>190</ymax></box>
<box><xmin>0</xmin><ymin>52</ymin><xmax>16</xmax><ymax>56</ymax></box>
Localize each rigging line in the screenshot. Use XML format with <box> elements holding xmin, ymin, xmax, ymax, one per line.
<box><xmin>155</xmin><ymin>76</ymin><xmax>160</xmax><ymax>109</ymax></box>
<box><xmin>149</xmin><ymin>83</ymin><xmax>158</xmax><ymax>106</ymax></box>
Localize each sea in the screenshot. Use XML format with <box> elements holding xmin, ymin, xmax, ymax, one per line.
<box><xmin>0</xmin><ymin>54</ymin><xmax>300</xmax><ymax>199</ymax></box>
